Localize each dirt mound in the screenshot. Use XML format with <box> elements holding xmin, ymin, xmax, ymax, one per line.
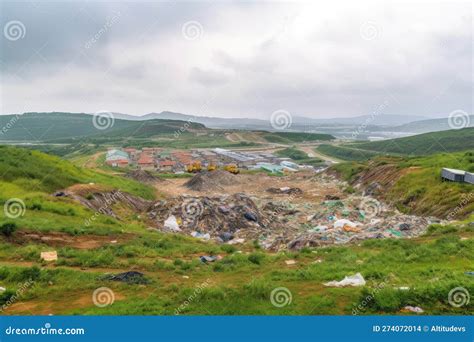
<box><xmin>184</xmin><ymin>170</ymin><xmax>238</xmax><ymax>191</ymax></box>
<box><xmin>148</xmin><ymin>193</ymin><xmax>269</xmax><ymax>238</ymax></box>
<box><xmin>59</xmin><ymin>186</ymin><xmax>152</xmax><ymax>219</ymax></box>
<box><xmin>126</xmin><ymin>170</ymin><xmax>160</xmax><ymax>184</ymax></box>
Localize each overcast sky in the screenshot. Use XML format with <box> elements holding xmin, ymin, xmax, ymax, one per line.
<box><xmin>0</xmin><ymin>0</ymin><xmax>472</xmax><ymax>119</ymax></box>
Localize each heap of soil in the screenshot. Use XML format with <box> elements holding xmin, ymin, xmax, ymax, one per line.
<box><xmin>126</xmin><ymin>170</ymin><xmax>160</xmax><ymax>184</ymax></box>
<box><xmin>148</xmin><ymin>193</ymin><xmax>268</xmax><ymax>236</ymax></box>
<box><xmin>184</xmin><ymin>170</ymin><xmax>237</xmax><ymax>191</ymax></box>
<box><xmin>59</xmin><ymin>184</ymin><xmax>152</xmax><ymax>218</ymax></box>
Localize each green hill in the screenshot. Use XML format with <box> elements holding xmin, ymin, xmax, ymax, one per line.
<box><xmin>318</xmin><ymin>128</ymin><xmax>474</xmax><ymax>161</ymax></box>
<box><xmin>0</xmin><ymin>145</ymin><xmax>154</xmax><ymax>198</ymax></box>
<box><xmin>331</xmin><ymin>151</ymin><xmax>474</xmax><ymax>219</ymax></box>
<box><xmin>262</xmin><ymin>131</ymin><xmax>334</xmax><ymax>144</ymax></box>
<box><xmin>0</xmin><ymin>112</ymin><xmax>205</xmax><ymax>142</ymax></box>
<box><xmin>355</xmin><ymin>127</ymin><xmax>474</xmax><ymax>155</ymax></box>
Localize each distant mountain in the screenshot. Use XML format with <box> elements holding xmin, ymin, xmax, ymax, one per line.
<box><xmin>114</xmin><ymin>111</ymin><xmax>428</xmax><ymax>130</ymax></box>
<box><xmin>0</xmin><ymin>112</ymin><xmax>205</xmax><ymax>142</ymax></box>
<box><xmin>375</xmin><ymin>116</ymin><xmax>474</xmax><ymax>134</ymax></box>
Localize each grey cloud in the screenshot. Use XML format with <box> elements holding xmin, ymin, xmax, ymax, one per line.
<box><xmin>0</xmin><ymin>1</ymin><xmax>471</xmax><ymax>118</ymax></box>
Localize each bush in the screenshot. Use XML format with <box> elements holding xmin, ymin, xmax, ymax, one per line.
<box><xmin>248</xmin><ymin>252</ymin><xmax>265</xmax><ymax>265</ymax></box>
<box><xmin>0</xmin><ymin>290</ymin><xmax>15</xmax><ymax>306</ymax></box>
<box><xmin>0</xmin><ymin>223</ymin><xmax>17</xmax><ymax>237</ymax></box>
<box><xmin>220</xmin><ymin>245</ymin><xmax>237</xmax><ymax>254</ymax></box>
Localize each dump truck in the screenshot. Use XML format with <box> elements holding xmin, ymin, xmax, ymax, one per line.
<box><xmin>207</xmin><ymin>163</ymin><xmax>217</xmax><ymax>172</ymax></box>
<box><xmin>224</xmin><ymin>163</ymin><xmax>240</xmax><ymax>174</ymax></box>
<box><xmin>186</xmin><ymin>161</ymin><xmax>202</xmax><ymax>173</ymax></box>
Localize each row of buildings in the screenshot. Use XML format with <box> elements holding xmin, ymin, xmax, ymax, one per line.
<box><xmin>105</xmin><ymin>147</ymin><xmax>310</xmax><ymax>173</ymax></box>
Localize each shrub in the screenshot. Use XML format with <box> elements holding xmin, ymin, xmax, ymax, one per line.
<box><xmin>248</xmin><ymin>252</ymin><xmax>265</xmax><ymax>265</ymax></box>
<box><xmin>0</xmin><ymin>223</ymin><xmax>17</xmax><ymax>237</ymax></box>
<box><xmin>220</xmin><ymin>245</ymin><xmax>237</xmax><ymax>254</ymax></box>
<box><xmin>0</xmin><ymin>290</ymin><xmax>15</xmax><ymax>306</ymax></box>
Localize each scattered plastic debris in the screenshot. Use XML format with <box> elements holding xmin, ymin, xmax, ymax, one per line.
<box><xmin>191</xmin><ymin>231</ymin><xmax>211</xmax><ymax>240</ymax></box>
<box><xmin>103</xmin><ymin>271</ymin><xmax>149</xmax><ymax>284</ymax></box>
<box><xmin>200</xmin><ymin>255</ymin><xmax>222</xmax><ymax>263</ymax></box>
<box><xmin>323</xmin><ymin>273</ymin><xmax>366</xmax><ymax>287</ymax></box>
<box><xmin>285</xmin><ymin>260</ymin><xmax>297</xmax><ymax>265</ymax></box>
<box><xmin>164</xmin><ymin>215</ymin><xmax>181</xmax><ymax>232</ymax></box>
<box><xmin>401</xmin><ymin>306</ymin><xmax>424</xmax><ymax>314</ymax></box>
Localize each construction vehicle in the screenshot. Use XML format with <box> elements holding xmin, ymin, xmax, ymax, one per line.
<box><xmin>224</xmin><ymin>163</ymin><xmax>240</xmax><ymax>174</ymax></box>
<box><xmin>207</xmin><ymin>163</ymin><xmax>217</xmax><ymax>172</ymax></box>
<box><xmin>186</xmin><ymin>161</ymin><xmax>202</xmax><ymax>173</ymax></box>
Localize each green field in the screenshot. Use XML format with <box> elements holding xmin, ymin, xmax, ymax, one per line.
<box><xmin>275</xmin><ymin>147</ymin><xmax>324</xmax><ymax>166</ymax></box>
<box><xmin>317</xmin><ymin>144</ymin><xmax>383</xmax><ymax>161</ymax></box>
<box><xmin>262</xmin><ymin>132</ymin><xmax>334</xmax><ymax>144</ymax></box>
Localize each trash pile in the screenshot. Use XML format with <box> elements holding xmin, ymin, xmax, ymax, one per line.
<box><xmin>148</xmin><ymin>193</ymin><xmax>272</xmax><ymax>242</ymax></box>
<box><xmin>266</xmin><ymin>187</ymin><xmax>303</xmax><ymax>195</ymax></box>
<box><xmin>147</xmin><ymin>185</ymin><xmax>436</xmax><ymax>251</ymax></box>
<box><xmin>184</xmin><ymin>171</ymin><xmax>238</xmax><ymax>192</ymax></box>
<box><xmin>276</xmin><ymin>196</ymin><xmax>437</xmax><ymax>251</ymax></box>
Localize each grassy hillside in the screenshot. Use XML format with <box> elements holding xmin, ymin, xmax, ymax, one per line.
<box><xmin>331</xmin><ymin>151</ymin><xmax>474</xmax><ymax>219</ymax></box>
<box><xmin>317</xmin><ymin>144</ymin><xmax>382</xmax><ymax>161</ymax></box>
<box><xmin>275</xmin><ymin>147</ymin><xmax>324</xmax><ymax>166</ymax></box>
<box><xmin>0</xmin><ymin>145</ymin><xmax>155</xmax><ymax>198</ymax></box>
<box><xmin>0</xmin><ymin>145</ymin><xmax>156</xmax><ymax>240</ymax></box>
<box><xmin>262</xmin><ymin>132</ymin><xmax>334</xmax><ymax>144</ymax></box>
<box><xmin>0</xmin><ymin>113</ymin><xmax>205</xmax><ymax>142</ymax></box>
<box><xmin>317</xmin><ymin>128</ymin><xmax>474</xmax><ymax>162</ymax></box>
<box><xmin>355</xmin><ymin>127</ymin><xmax>474</xmax><ymax>155</ymax></box>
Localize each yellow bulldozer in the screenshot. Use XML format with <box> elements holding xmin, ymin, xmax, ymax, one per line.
<box><xmin>224</xmin><ymin>163</ymin><xmax>240</xmax><ymax>174</ymax></box>
<box><xmin>207</xmin><ymin>163</ymin><xmax>217</xmax><ymax>172</ymax></box>
<box><xmin>186</xmin><ymin>161</ymin><xmax>202</xmax><ymax>173</ymax></box>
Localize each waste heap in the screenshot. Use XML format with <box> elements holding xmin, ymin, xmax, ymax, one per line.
<box><xmin>148</xmin><ymin>193</ymin><xmax>272</xmax><ymax>241</ymax></box>
<box><xmin>270</xmin><ymin>196</ymin><xmax>438</xmax><ymax>250</ymax></box>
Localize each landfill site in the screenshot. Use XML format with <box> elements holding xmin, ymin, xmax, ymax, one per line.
<box><xmin>144</xmin><ymin>169</ymin><xmax>441</xmax><ymax>250</ymax></box>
